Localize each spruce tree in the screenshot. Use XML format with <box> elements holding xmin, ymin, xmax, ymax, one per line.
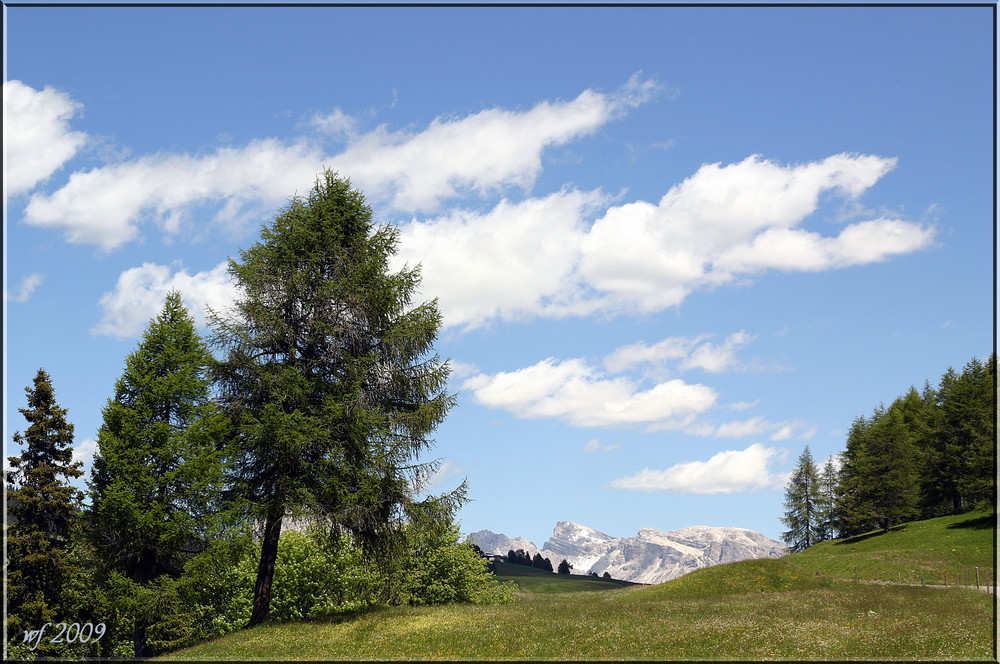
<box><xmin>211</xmin><ymin>171</ymin><xmax>454</xmax><ymax>627</ymax></box>
<box><xmin>815</xmin><ymin>455</ymin><xmax>840</xmax><ymax>542</ymax></box>
<box><xmin>88</xmin><ymin>291</ymin><xmax>229</xmax><ymax>657</ymax></box>
<box><xmin>6</xmin><ymin>369</ymin><xmax>84</xmax><ymax>649</ymax></box>
<box><xmin>780</xmin><ymin>445</ymin><xmax>822</xmax><ymax>551</ymax></box>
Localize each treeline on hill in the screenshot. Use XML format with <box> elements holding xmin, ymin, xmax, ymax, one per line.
<box><xmin>4</xmin><ymin>172</ymin><xmax>516</xmax><ymax>661</ymax></box>
<box><xmin>781</xmin><ymin>355</ymin><xmax>996</xmax><ymax>552</ymax></box>
<box><xmin>502</xmin><ymin>549</ymin><xmax>610</xmax><ymax>578</ymax></box>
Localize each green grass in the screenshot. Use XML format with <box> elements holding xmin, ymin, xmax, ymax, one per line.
<box><xmin>156</xmin><ymin>512</ymin><xmax>996</xmax><ymax>661</ymax></box>
<box><xmin>784</xmin><ymin>511</ymin><xmax>995</xmax><ymax>586</ymax></box>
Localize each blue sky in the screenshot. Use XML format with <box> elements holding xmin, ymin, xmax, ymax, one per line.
<box><xmin>3</xmin><ymin>5</ymin><xmax>994</xmax><ymax>547</ymax></box>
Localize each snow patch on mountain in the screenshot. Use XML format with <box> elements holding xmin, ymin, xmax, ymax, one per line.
<box><xmin>470</xmin><ymin>521</ymin><xmax>789</xmax><ymax>585</ymax></box>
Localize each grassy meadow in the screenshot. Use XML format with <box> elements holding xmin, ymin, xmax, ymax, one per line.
<box><xmin>157</xmin><ymin>512</ymin><xmax>996</xmax><ymax>661</ymax></box>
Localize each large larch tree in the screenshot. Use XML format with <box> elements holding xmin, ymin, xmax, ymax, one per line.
<box><xmin>210</xmin><ymin>171</ymin><xmax>455</xmax><ymax>627</ymax></box>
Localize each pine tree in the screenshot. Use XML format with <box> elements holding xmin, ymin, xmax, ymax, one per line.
<box><xmin>843</xmin><ymin>405</ymin><xmax>919</xmax><ymax>533</ymax></box>
<box><xmin>211</xmin><ymin>171</ymin><xmax>454</xmax><ymax>627</ymax></box>
<box><xmin>6</xmin><ymin>369</ymin><xmax>84</xmax><ymax>648</ymax></box>
<box><xmin>932</xmin><ymin>356</ymin><xmax>996</xmax><ymax>513</ymax></box>
<box><xmin>557</xmin><ymin>559</ymin><xmax>573</xmax><ymax>574</ymax></box>
<box><xmin>780</xmin><ymin>445</ymin><xmax>822</xmax><ymax>551</ymax></box>
<box><xmin>88</xmin><ymin>291</ymin><xmax>229</xmax><ymax>657</ymax></box>
<box><xmin>815</xmin><ymin>455</ymin><xmax>840</xmax><ymax>542</ymax></box>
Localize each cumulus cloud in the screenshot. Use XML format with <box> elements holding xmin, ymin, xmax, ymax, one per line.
<box><xmin>4</xmin><ymin>273</ymin><xmax>43</xmax><ymax>302</ymax></box>
<box><xmin>462</xmin><ymin>356</ymin><xmax>717</xmax><ymax>430</ymax></box>
<box><xmin>396</xmin><ymin>153</ymin><xmax>934</xmax><ymax>331</ymax></box>
<box><xmin>23</xmin><ymin>75</ymin><xmax>657</xmax><ymax>251</ymax></box>
<box><xmin>25</xmin><ymin>138</ymin><xmax>325</xmax><ymax>251</ymax></box>
<box><xmin>4</xmin><ymin>80</ymin><xmax>88</xmax><ymax>196</ymax></box>
<box><xmin>92</xmin><ymin>261</ymin><xmax>236</xmax><ymax>338</ymax></box>
<box><xmin>392</xmin><ymin>189</ymin><xmax>608</xmax><ymax>330</ymax></box>
<box><xmin>577</xmin><ymin>153</ymin><xmax>931</xmax><ymax>310</ymax></box>
<box><xmin>608</xmin><ymin>443</ymin><xmax>786</xmax><ymax>494</ymax></box>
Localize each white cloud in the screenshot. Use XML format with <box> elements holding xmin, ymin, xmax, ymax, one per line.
<box><xmin>72</xmin><ymin>438</ymin><xmax>99</xmax><ymax>468</ymax></box>
<box><xmin>22</xmin><ymin>75</ymin><xmax>657</xmax><ymax>252</ymax></box>
<box><xmin>309</xmin><ymin>108</ymin><xmax>358</xmax><ymax>137</ymax></box>
<box><xmin>4</xmin><ymin>273</ymin><xmax>43</xmax><ymax>302</ymax></box>
<box><xmin>3</xmin><ymin>80</ymin><xmax>88</xmax><ymax>196</ymax></box>
<box><xmin>608</xmin><ymin>443</ymin><xmax>785</xmax><ymax>494</ymax></box>
<box><xmin>462</xmin><ymin>356</ymin><xmax>717</xmax><ymax>429</ymax></box>
<box><xmin>603</xmin><ymin>330</ymin><xmax>755</xmax><ymax>375</ymax></box>
<box><xmin>24</xmin><ymin>138</ymin><xmax>325</xmax><ymax>251</ymax></box>
<box><xmin>337</xmin><ymin>73</ymin><xmax>659</xmax><ymax>212</ymax></box>
<box><xmin>392</xmin><ymin>189</ymin><xmax>607</xmax><ymax>330</ymax></box>
<box><xmin>713</xmin><ymin>416</ymin><xmax>776</xmax><ymax>439</ymax></box>
<box><xmin>394</xmin><ymin>153</ymin><xmax>933</xmax><ymax>331</ymax></box>
<box><xmin>769</xmin><ymin>421</ymin><xmax>817</xmax><ymax>442</ymax></box>
<box><xmin>704</xmin><ymin>416</ymin><xmax>816</xmax><ymax>441</ymax></box>
<box><xmin>92</xmin><ymin>261</ymin><xmax>236</xmax><ymax>339</ymax></box>
<box><xmin>578</xmin><ymin>153</ymin><xmax>933</xmax><ymax>311</ymax></box>
<box><xmin>584</xmin><ymin>438</ymin><xmax>620</xmax><ymax>453</ymax></box>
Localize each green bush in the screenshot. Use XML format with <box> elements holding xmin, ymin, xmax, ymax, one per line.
<box><xmin>402</xmin><ymin>531</ymin><xmax>516</xmax><ymax>606</ymax></box>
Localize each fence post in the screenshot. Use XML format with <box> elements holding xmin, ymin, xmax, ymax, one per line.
<box><xmin>944</xmin><ymin>571</ymin><xmax>948</xmax><ymax>587</ymax></box>
<box><xmin>921</xmin><ymin>573</ymin><xmax>924</xmax><ymax>586</ymax></box>
<box><xmin>897</xmin><ymin>571</ymin><xmax>901</xmax><ymax>584</ymax></box>
<box><xmin>876</xmin><ymin>569</ymin><xmax>879</xmax><ymax>582</ymax></box>
<box><xmin>976</xmin><ymin>567</ymin><xmax>980</xmax><ymax>589</ymax></box>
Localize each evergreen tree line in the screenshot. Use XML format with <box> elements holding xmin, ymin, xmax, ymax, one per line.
<box><xmin>5</xmin><ymin>172</ymin><xmax>516</xmax><ymax>660</ymax></box>
<box><xmin>504</xmin><ymin>549</ymin><xmax>556</xmax><ymax>572</ymax></box>
<box><xmin>781</xmin><ymin>355</ymin><xmax>995</xmax><ymax>552</ymax></box>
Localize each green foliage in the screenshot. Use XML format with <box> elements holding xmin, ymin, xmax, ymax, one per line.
<box><xmin>211</xmin><ymin>171</ymin><xmax>454</xmax><ymax>625</ymax></box>
<box><xmin>780</xmin><ymin>445</ymin><xmax>823</xmax><ymax>552</ymax></box>
<box><xmin>5</xmin><ymin>369</ymin><xmax>87</xmax><ymax>657</ymax></box>
<box><xmin>87</xmin><ymin>291</ymin><xmax>232</xmax><ymax>656</ymax></box>
<box><xmin>400</xmin><ymin>530</ymin><xmax>516</xmax><ymax>606</ymax></box>
<box><xmin>831</xmin><ymin>354</ymin><xmax>994</xmax><ymax>540</ymax></box>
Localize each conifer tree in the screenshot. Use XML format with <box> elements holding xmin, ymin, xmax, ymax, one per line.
<box><xmin>840</xmin><ymin>405</ymin><xmax>919</xmax><ymax>534</ymax></box>
<box><xmin>88</xmin><ymin>291</ymin><xmax>229</xmax><ymax>657</ymax></box>
<box><xmin>211</xmin><ymin>171</ymin><xmax>454</xmax><ymax>627</ymax></box>
<box><xmin>557</xmin><ymin>559</ymin><xmax>573</xmax><ymax>574</ymax></box>
<box><xmin>928</xmin><ymin>356</ymin><xmax>996</xmax><ymax>513</ymax></box>
<box><xmin>815</xmin><ymin>455</ymin><xmax>840</xmax><ymax>542</ymax></box>
<box><xmin>6</xmin><ymin>369</ymin><xmax>84</xmax><ymax>648</ymax></box>
<box><xmin>780</xmin><ymin>445</ymin><xmax>822</xmax><ymax>551</ymax></box>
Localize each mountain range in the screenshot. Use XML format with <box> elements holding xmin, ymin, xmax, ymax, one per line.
<box><xmin>469</xmin><ymin>521</ymin><xmax>789</xmax><ymax>585</ymax></box>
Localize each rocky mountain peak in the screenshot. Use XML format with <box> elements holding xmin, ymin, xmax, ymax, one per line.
<box><xmin>470</xmin><ymin>520</ymin><xmax>788</xmax><ymax>585</ymax></box>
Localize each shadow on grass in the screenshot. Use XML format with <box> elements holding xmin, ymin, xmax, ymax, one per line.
<box><xmin>833</xmin><ymin>524</ymin><xmax>907</xmax><ymax>546</ymax></box>
<box><xmin>947</xmin><ymin>513</ymin><xmax>996</xmax><ymax>531</ymax></box>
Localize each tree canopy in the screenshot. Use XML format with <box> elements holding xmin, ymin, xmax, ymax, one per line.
<box><xmin>211</xmin><ymin>171</ymin><xmax>455</xmax><ymax>626</ymax></box>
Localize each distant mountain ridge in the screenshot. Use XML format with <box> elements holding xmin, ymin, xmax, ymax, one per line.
<box><xmin>469</xmin><ymin>521</ymin><xmax>788</xmax><ymax>585</ymax></box>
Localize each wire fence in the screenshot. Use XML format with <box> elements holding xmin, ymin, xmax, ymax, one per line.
<box><xmin>821</xmin><ymin>565</ymin><xmax>994</xmax><ymax>593</ymax></box>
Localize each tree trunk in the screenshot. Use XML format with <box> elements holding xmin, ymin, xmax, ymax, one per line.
<box><xmin>133</xmin><ymin>621</ymin><xmax>151</xmax><ymax>658</ymax></box>
<box><xmin>248</xmin><ymin>507</ymin><xmax>283</xmax><ymax>627</ymax></box>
